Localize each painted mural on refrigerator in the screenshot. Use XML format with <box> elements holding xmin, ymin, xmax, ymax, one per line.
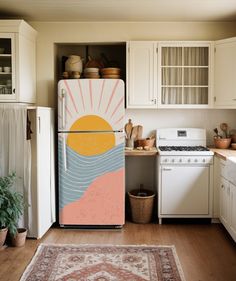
<box><xmin>58</xmin><ymin>79</ymin><xmax>125</xmax><ymax>226</ymax></box>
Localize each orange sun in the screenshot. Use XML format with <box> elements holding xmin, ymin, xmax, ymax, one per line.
<box><xmin>67</xmin><ymin>115</ymin><xmax>115</xmax><ymax>156</ymax></box>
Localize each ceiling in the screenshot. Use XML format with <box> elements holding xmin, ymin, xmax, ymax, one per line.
<box><xmin>0</xmin><ymin>0</ymin><xmax>236</xmax><ymax>22</ymax></box>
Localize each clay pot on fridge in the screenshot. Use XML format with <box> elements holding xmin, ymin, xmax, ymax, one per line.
<box><xmin>65</xmin><ymin>55</ymin><xmax>83</xmax><ymax>76</ymax></box>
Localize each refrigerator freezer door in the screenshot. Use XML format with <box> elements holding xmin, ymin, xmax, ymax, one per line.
<box><xmin>58</xmin><ymin>79</ymin><xmax>125</xmax><ymax>132</ymax></box>
<box><xmin>58</xmin><ymin>132</ymin><xmax>125</xmax><ymax>226</ymax></box>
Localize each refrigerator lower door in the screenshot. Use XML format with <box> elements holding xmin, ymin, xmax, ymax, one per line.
<box><xmin>58</xmin><ymin>132</ymin><xmax>125</xmax><ymax>227</ymax></box>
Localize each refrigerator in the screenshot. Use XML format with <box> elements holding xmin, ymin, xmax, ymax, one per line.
<box><xmin>58</xmin><ymin>79</ymin><xmax>125</xmax><ymax>227</ymax></box>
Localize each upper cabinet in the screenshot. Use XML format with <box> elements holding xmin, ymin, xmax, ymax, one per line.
<box><xmin>214</xmin><ymin>37</ymin><xmax>236</xmax><ymax>108</ymax></box>
<box><xmin>0</xmin><ymin>20</ymin><xmax>37</xmax><ymax>103</ymax></box>
<box><xmin>126</xmin><ymin>41</ymin><xmax>157</xmax><ymax>108</ymax></box>
<box><xmin>158</xmin><ymin>42</ymin><xmax>213</xmax><ymax>108</ymax></box>
<box><xmin>126</xmin><ymin>41</ymin><xmax>213</xmax><ymax>109</ymax></box>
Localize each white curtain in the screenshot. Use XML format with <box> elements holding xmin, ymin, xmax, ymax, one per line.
<box><xmin>161</xmin><ymin>47</ymin><xmax>208</xmax><ymax>105</ymax></box>
<box><xmin>0</xmin><ymin>104</ymin><xmax>31</xmax><ymax>230</ymax></box>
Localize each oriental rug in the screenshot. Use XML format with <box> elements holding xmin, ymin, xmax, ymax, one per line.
<box><xmin>20</xmin><ymin>244</ymin><xmax>185</xmax><ymax>281</ymax></box>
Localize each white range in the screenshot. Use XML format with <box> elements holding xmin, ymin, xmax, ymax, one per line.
<box><xmin>156</xmin><ymin>128</ymin><xmax>214</xmax><ymax>224</ymax></box>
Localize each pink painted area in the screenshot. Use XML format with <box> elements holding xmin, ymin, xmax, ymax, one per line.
<box><xmin>60</xmin><ymin>169</ymin><xmax>125</xmax><ymax>225</ymax></box>
<box><xmin>77</xmin><ymin>80</ymin><xmax>85</xmax><ymax>110</ymax></box>
<box><xmin>105</xmin><ymin>80</ymin><xmax>119</xmax><ymax>114</ymax></box>
<box><xmin>89</xmin><ymin>79</ymin><xmax>93</xmax><ymax>110</ymax></box>
<box><xmin>98</xmin><ymin>79</ymin><xmax>105</xmax><ymax>110</ymax></box>
<box><xmin>110</xmin><ymin>96</ymin><xmax>124</xmax><ymax>118</ymax></box>
<box><xmin>64</xmin><ymin>80</ymin><xmax>78</xmax><ymax>113</ymax></box>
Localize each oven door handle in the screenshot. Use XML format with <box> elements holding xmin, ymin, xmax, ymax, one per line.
<box><xmin>162</xmin><ymin>168</ymin><xmax>172</xmax><ymax>171</ymax></box>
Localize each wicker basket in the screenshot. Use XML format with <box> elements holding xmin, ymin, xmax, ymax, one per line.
<box><xmin>128</xmin><ymin>189</ymin><xmax>155</xmax><ymax>224</ymax></box>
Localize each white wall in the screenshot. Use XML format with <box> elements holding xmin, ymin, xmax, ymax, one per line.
<box><xmin>126</xmin><ymin>109</ymin><xmax>236</xmax><ymax>146</ymax></box>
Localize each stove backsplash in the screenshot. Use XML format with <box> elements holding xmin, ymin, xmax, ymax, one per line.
<box><xmin>125</xmin><ymin>109</ymin><xmax>236</xmax><ymax>146</ymax></box>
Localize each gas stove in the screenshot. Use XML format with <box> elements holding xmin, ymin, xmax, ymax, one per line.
<box><xmin>156</xmin><ymin>128</ymin><xmax>214</xmax><ymax>224</ymax></box>
<box><xmin>156</xmin><ymin>128</ymin><xmax>214</xmax><ymax>156</ymax></box>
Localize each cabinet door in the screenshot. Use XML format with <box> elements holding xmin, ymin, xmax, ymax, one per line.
<box><xmin>36</xmin><ymin>108</ymin><xmax>55</xmax><ymax>238</ymax></box>
<box><xmin>161</xmin><ymin>166</ymin><xmax>209</xmax><ymax>215</ymax></box>
<box><xmin>158</xmin><ymin>42</ymin><xmax>212</xmax><ymax>108</ymax></box>
<box><xmin>127</xmin><ymin>41</ymin><xmax>157</xmax><ymax>108</ymax></box>
<box><xmin>214</xmin><ymin>38</ymin><xmax>236</xmax><ymax>107</ymax></box>
<box><xmin>219</xmin><ymin>177</ymin><xmax>230</xmax><ymax>228</ymax></box>
<box><xmin>0</xmin><ymin>33</ymin><xmax>16</xmax><ymax>101</ymax></box>
<box><xmin>229</xmin><ymin>183</ymin><xmax>236</xmax><ymax>241</ymax></box>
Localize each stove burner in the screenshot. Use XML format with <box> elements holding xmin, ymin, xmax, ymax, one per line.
<box><xmin>158</xmin><ymin>146</ymin><xmax>210</xmax><ymax>152</ymax></box>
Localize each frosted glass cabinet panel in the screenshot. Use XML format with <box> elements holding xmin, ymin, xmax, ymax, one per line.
<box><xmin>0</xmin><ymin>35</ymin><xmax>15</xmax><ymax>99</ymax></box>
<box><xmin>158</xmin><ymin>43</ymin><xmax>212</xmax><ymax>108</ymax></box>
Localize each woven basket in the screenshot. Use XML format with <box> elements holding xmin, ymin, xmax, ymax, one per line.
<box><xmin>128</xmin><ymin>189</ymin><xmax>155</xmax><ymax>224</ymax></box>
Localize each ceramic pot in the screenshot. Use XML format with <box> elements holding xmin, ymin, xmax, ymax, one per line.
<box><xmin>0</xmin><ymin>227</ymin><xmax>8</xmax><ymax>247</ymax></box>
<box><xmin>65</xmin><ymin>55</ymin><xmax>83</xmax><ymax>74</ymax></box>
<box><xmin>11</xmin><ymin>228</ymin><xmax>27</xmax><ymax>247</ymax></box>
<box><xmin>214</xmin><ymin>138</ymin><xmax>231</xmax><ymax>149</ymax></box>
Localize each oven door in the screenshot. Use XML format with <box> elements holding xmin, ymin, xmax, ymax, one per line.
<box><xmin>160</xmin><ymin>165</ymin><xmax>210</xmax><ymax>215</ymax></box>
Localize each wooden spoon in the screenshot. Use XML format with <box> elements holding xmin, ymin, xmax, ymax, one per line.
<box><xmin>124</xmin><ymin>119</ymin><xmax>133</xmax><ymax>139</ymax></box>
<box><xmin>136</xmin><ymin>125</ymin><xmax>143</xmax><ymax>141</ymax></box>
<box><xmin>131</xmin><ymin>126</ymin><xmax>138</xmax><ymax>140</ymax></box>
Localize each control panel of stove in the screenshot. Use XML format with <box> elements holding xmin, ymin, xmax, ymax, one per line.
<box><xmin>159</xmin><ymin>156</ymin><xmax>213</xmax><ymax>165</ymax></box>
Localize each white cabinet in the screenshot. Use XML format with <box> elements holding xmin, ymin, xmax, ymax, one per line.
<box><xmin>158</xmin><ymin>42</ymin><xmax>213</xmax><ymax>108</ymax></box>
<box><xmin>28</xmin><ymin>107</ymin><xmax>55</xmax><ymax>239</ymax></box>
<box><xmin>219</xmin><ymin>176</ymin><xmax>230</xmax><ymax>227</ymax></box>
<box><xmin>0</xmin><ymin>20</ymin><xmax>37</xmax><ymax>103</ymax></box>
<box><xmin>126</xmin><ymin>41</ymin><xmax>157</xmax><ymax>108</ymax></box>
<box><xmin>229</xmin><ymin>183</ymin><xmax>236</xmax><ymax>239</ymax></box>
<box><xmin>219</xmin><ymin>159</ymin><xmax>236</xmax><ymax>242</ymax></box>
<box><xmin>214</xmin><ymin>37</ymin><xmax>236</xmax><ymax>108</ymax></box>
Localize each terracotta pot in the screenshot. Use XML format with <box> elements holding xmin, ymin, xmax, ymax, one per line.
<box><xmin>231</xmin><ymin>134</ymin><xmax>236</xmax><ymax>143</ymax></box>
<box><xmin>137</xmin><ymin>138</ymin><xmax>155</xmax><ymax>148</ymax></box>
<box><xmin>214</xmin><ymin>138</ymin><xmax>231</xmax><ymax>149</ymax></box>
<box><xmin>0</xmin><ymin>227</ymin><xmax>8</xmax><ymax>247</ymax></box>
<box><xmin>11</xmin><ymin>228</ymin><xmax>27</xmax><ymax>247</ymax></box>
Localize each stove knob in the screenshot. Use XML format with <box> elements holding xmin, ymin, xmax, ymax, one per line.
<box><xmin>202</xmin><ymin>158</ymin><xmax>206</xmax><ymax>163</ymax></box>
<box><xmin>179</xmin><ymin>158</ymin><xmax>182</xmax><ymax>163</ymax></box>
<box><xmin>188</xmin><ymin>158</ymin><xmax>191</xmax><ymax>163</ymax></box>
<box><xmin>194</xmin><ymin>159</ymin><xmax>198</xmax><ymax>163</ymax></box>
<box><xmin>172</xmin><ymin>159</ymin><xmax>175</xmax><ymax>163</ymax></box>
<box><xmin>164</xmin><ymin>158</ymin><xmax>168</xmax><ymax>162</ymax></box>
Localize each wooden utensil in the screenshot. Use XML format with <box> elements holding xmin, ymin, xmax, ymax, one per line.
<box><xmin>136</xmin><ymin>125</ymin><xmax>143</xmax><ymax>141</ymax></box>
<box><xmin>125</xmin><ymin>119</ymin><xmax>133</xmax><ymax>139</ymax></box>
<box><xmin>131</xmin><ymin>126</ymin><xmax>138</xmax><ymax>140</ymax></box>
<box><xmin>220</xmin><ymin>123</ymin><xmax>229</xmax><ymax>138</ymax></box>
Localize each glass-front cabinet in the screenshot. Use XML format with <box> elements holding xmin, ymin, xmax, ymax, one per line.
<box><xmin>0</xmin><ymin>34</ymin><xmax>15</xmax><ymax>100</ymax></box>
<box><xmin>158</xmin><ymin>42</ymin><xmax>213</xmax><ymax>108</ymax></box>
<box><xmin>0</xmin><ymin>20</ymin><xmax>37</xmax><ymax>103</ymax></box>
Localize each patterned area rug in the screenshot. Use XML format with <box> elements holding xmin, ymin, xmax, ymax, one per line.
<box><xmin>20</xmin><ymin>244</ymin><xmax>185</xmax><ymax>281</ymax></box>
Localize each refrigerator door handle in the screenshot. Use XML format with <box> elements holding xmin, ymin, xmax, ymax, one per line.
<box><xmin>61</xmin><ymin>89</ymin><xmax>66</xmax><ymax>129</ymax></box>
<box><xmin>63</xmin><ymin>134</ymin><xmax>67</xmax><ymax>171</ymax></box>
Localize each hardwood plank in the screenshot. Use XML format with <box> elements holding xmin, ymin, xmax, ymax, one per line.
<box><xmin>0</xmin><ymin>222</ymin><xmax>235</xmax><ymax>281</ymax></box>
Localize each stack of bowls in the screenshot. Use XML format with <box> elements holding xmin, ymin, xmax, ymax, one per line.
<box><xmin>101</xmin><ymin>68</ymin><xmax>121</xmax><ymax>79</ymax></box>
<box><xmin>83</xmin><ymin>67</ymin><xmax>100</xmax><ymax>79</ymax></box>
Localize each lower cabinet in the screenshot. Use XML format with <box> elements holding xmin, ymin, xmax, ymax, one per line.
<box><xmin>219</xmin><ymin>163</ymin><xmax>236</xmax><ymax>242</ymax></box>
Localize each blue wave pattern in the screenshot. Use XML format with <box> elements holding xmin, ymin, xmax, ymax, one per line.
<box><xmin>58</xmin><ymin>140</ymin><xmax>124</xmax><ymax>210</ymax></box>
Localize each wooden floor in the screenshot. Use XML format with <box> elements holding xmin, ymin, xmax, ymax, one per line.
<box><xmin>0</xmin><ymin>222</ymin><xmax>236</xmax><ymax>281</ymax></box>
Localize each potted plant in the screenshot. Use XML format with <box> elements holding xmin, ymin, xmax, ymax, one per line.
<box><xmin>0</xmin><ymin>173</ymin><xmax>27</xmax><ymax>247</ymax></box>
